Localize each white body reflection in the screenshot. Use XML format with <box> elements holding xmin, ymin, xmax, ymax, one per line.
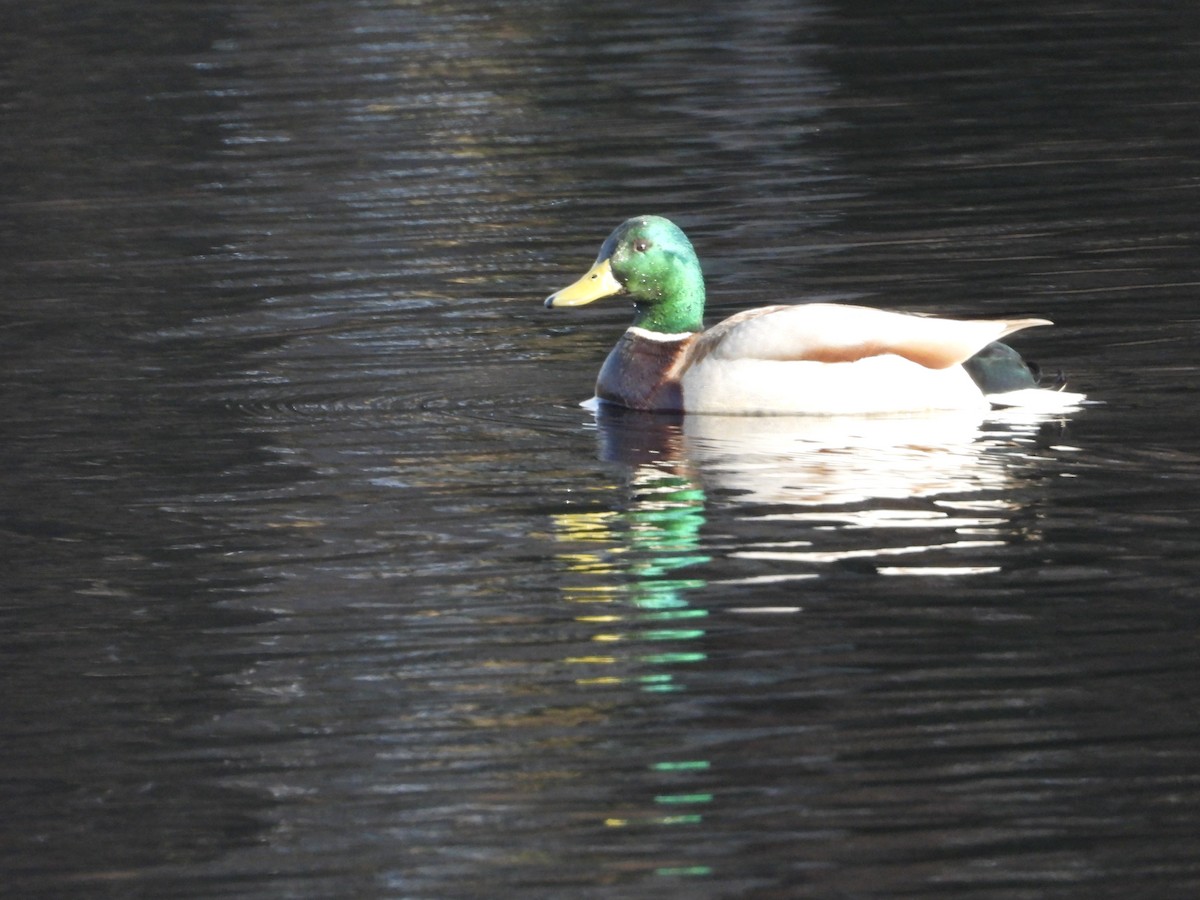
<box><xmin>591</xmin><ymin>402</ymin><xmax>1079</xmax><ymax>579</ymax></box>
<box><xmin>681</xmin><ymin>411</ymin><xmax>1004</xmax><ymax>506</ymax></box>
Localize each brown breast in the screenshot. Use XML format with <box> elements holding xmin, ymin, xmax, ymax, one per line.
<box><xmin>595</xmin><ymin>330</ymin><xmax>696</xmax><ymax>412</ymax></box>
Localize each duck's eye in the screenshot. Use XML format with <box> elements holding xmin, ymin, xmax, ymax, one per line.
<box><xmin>633</xmin><ymin>239</ymin><xmax>651</xmax><ymax>253</ymax></box>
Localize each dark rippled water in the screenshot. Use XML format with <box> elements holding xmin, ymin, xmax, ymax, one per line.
<box><xmin>4</xmin><ymin>1</ymin><xmax>1200</xmax><ymax>897</ymax></box>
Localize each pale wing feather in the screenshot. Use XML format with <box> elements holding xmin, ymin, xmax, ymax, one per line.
<box><xmin>697</xmin><ymin>303</ymin><xmax>1051</xmax><ymax>370</ymax></box>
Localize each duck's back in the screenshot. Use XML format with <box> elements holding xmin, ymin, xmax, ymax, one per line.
<box><xmin>694</xmin><ymin>303</ymin><xmax>1049</xmax><ymax>370</ymax></box>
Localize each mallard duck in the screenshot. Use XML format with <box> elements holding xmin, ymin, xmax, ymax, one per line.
<box><xmin>545</xmin><ymin>215</ymin><xmax>1083</xmax><ymax>415</ymax></box>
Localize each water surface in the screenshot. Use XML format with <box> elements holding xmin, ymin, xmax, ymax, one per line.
<box><xmin>3</xmin><ymin>1</ymin><xmax>1200</xmax><ymax>897</ymax></box>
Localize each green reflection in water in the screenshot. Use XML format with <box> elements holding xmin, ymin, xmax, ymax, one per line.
<box><xmin>643</xmin><ymin>608</ymin><xmax>708</xmax><ymax>621</ymax></box>
<box><xmin>656</xmin><ymin>866</ymin><xmax>714</xmax><ymax>878</ymax></box>
<box><xmin>553</xmin><ymin>463</ymin><xmax>714</xmax><ymax>883</ymax></box>
<box><xmin>653</xmin><ymin>760</ymin><xmax>710</xmax><ymax>772</ymax></box>
<box><xmin>555</xmin><ymin>466</ymin><xmax>710</xmax><ymax>682</ymax></box>
<box><xmin>655</xmin><ymin>793</ymin><xmax>715</xmax><ymax>805</ymax></box>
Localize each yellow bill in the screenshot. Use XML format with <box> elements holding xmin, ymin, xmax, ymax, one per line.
<box><xmin>544</xmin><ymin>258</ymin><xmax>623</xmax><ymax>307</ymax></box>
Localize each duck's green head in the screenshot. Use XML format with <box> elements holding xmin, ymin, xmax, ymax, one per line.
<box><xmin>544</xmin><ymin>215</ymin><xmax>706</xmax><ymax>334</ymax></box>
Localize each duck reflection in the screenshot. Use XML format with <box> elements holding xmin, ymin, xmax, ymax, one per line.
<box><xmin>598</xmin><ymin>403</ymin><xmax>1009</xmax><ymax>505</ymax></box>
<box><xmin>592</xmin><ymin>404</ymin><xmax>1062</xmax><ymax>577</ymax></box>
<box><xmin>550</xmin><ymin>418</ymin><xmax>715</xmax><ymax>853</ymax></box>
<box><xmin>554</xmin><ymin>447</ymin><xmax>709</xmax><ymax>696</ymax></box>
<box><xmin>549</xmin><ymin>404</ymin><xmax>1074</xmax><ymax>877</ymax></box>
